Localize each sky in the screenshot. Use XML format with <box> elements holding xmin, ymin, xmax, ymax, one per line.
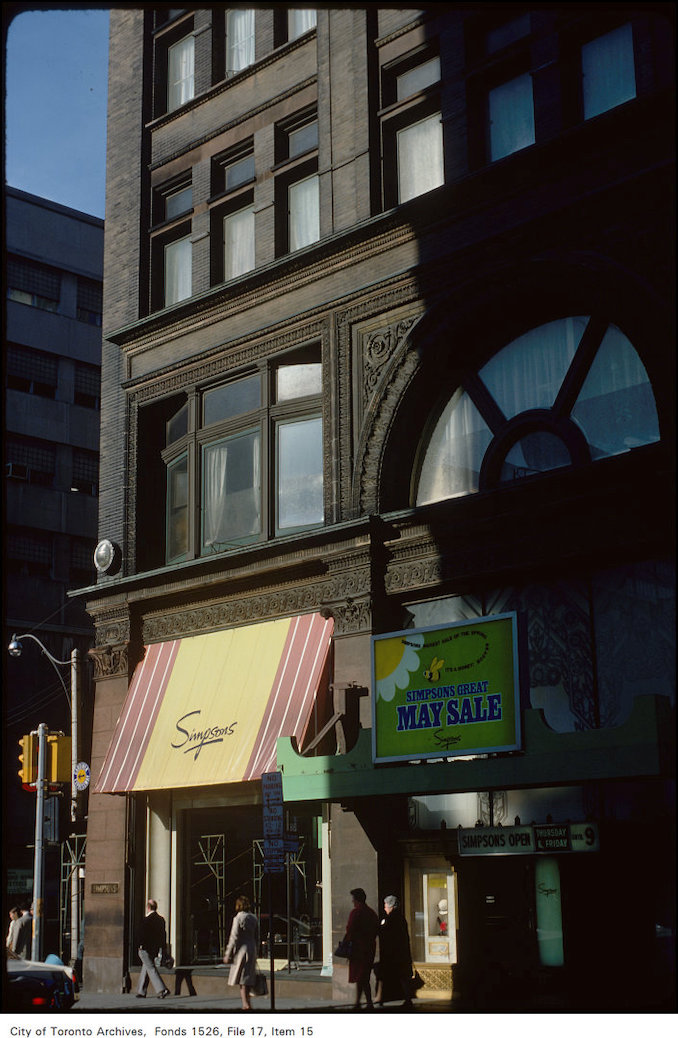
<box><xmin>4</xmin><ymin>4</ymin><xmax>110</xmax><ymax>219</ymax></box>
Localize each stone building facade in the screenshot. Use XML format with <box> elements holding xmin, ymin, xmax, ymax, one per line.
<box><xmin>82</xmin><ymin>6</ymin><xmax>674</xmax><ymax>1009</ymax></box>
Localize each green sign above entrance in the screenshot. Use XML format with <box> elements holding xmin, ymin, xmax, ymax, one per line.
<box><xmin>372</xmin><ymin>613</ymin><xmax>520</xmax><ymax>764</ymax></box>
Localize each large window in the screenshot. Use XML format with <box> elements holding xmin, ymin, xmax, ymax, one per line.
<box><xmin>162</xmin><ymin>348</ymin><xmax>323</xmax><ymax>563</ymax></box>
<box><xmin>275</xmin><ymin>110</ymin><xmax>320</xmax><ymax>255</ymax></box>
<box><xmin>288</xmin><ymin>8</ymin><xmax>316</xmax><ymax>41</ymax></box>
<box><xmin>416</xmin><ymin>317</ymin><xmax>660</xmax><ymax>505</ymax></box>
<box><xmin>581</xmin><ymin>23</ymin><xmax>636</xmax><ymax>120</ymax></box>
<box><xmin>167</xmin><ymin>34</ymin><xmax>194</xmax><ymax>111</ymax></box>
<box><xmin>381</xmin><ymin>49</ymin><xmax>444</xmax><ymax>207</ymax></box>
<box><xmin>210</xmin><ymin>144</ymin><xmax>256</xmax><ymax>283</ymax></box>
<box><xmin>488</xmin><ymin>72</ymin><xmax>535</xmax><ymax>160</ymax></box>
<box><xmin>7</xmin><ymin>255</ymin><xmax>60</xmax><ymax>312</ymax></box>
<box><xmin>226</xmin><ymin>8</ymin><xmax>255</xmax><ymax>75</ymax></box>
<box><xmin>164</xmin><ymin>235</ymin><xmax>192</xmax><ymax>305</ymax></box>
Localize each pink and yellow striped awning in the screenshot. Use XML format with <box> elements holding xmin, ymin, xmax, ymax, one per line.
<box><xmin>95</xmin><ymin>613</ymin><xmax>333</xmax><ymax>793</ymax></box>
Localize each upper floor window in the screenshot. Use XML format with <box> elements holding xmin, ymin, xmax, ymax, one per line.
<box><xmin>161</xmin><ymin>346</ymin><xmax>323</xmax><ymax>563</ymax></box>
<box><xmin>288</xmin><ymin>174</ymin><xmax>320</xmax><ymax>251</ymax></box>
<box><xmin>488</xmin><ymin>72</ymin><xmax>535</xmax><ymax>160</ymax></box>
<box><xmin>6</xmin><ymin>343</ymin><xmax>58</xmax><ymax>398</ymax></box>
<box><xmin>210</xmin><ymin>144</ymin><xmax>256</xmax><ymax>283</ymax></box>
<box><xmin>5</xmin><ymin>435</ymin><xmax>56</xmax><ymax>488</ymax></box>
<box><xmin>381</xmin><ymin>48</ymin><xmax>444</xmax><ymax>208</ymax></box>
<box><xmin>167</xmin><ymin>33</ymin><xmax>194</xmax><ymax>111</ymax></box>
<box><xmin>581</xmin><ymin>23</ymin><xmax>636</xmax><ymax>120</ymax></box>
<box><xmin>7</xmin><ymin>255</ymin><xmax>60</xmax><ymax>312</ymax></box>
<box><xmin>74</xmin><ymin>361</ymin><xmax>100</xmax><ymax>410</ymax></box>
<box><xmin>164</xmin><ymin>236</ymin><xmax>192</xmax><ymax>306</ymax></box>
<box><xmin>226</xmin><ymin>8</ymin><xmax>255</xmax><ymax>75</ymax></box>
<box><xmin>76</xmin><ymin>276</ymin><xmax>103</xmax><ymax>326</ymax></box>
<box><xmin>288</xmin><ymin>8</ymin><xmax>317</xmax><ymax>41</ymax></box>
<box><xmin>416</xmin><ymin>317</ymin><xmax>660</xmax><ymax>504</ymax></box>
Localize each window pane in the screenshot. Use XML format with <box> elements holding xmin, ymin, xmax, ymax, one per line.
<box><xmin>396</xmin><ymin>57</ymin><xmax>441</xmax><ymax>101</ymax></box>
<box><xmin>168</xmin><ymin>35</ymin><xmax>194</xmax><ymax>111</ymax></box>
<box><xmin>288</xmin><ymin>8</ymin><xmax>317</xmax><ymax>40</ymax></box>
<box><xmin>417</xmin><ymin>389</ymin><xmax>492</xmax><ymax>503</ymax></box>
<box><xmin>582</xmin><ymin>23</ymin><xmax>636</xmax><ymax>120</ymax></box>
<box><xmin>489</xmin><ymin>73</ymin><xmax>535</xmax><ymax>161</ymax></box>
<box><xmin>203</xmin><ymin>375</ymin><xmax>261</xmax><ymax>426</ymax></box>
<box><xmin>202</xmin><ymin>430</ymin><xmax>261</xmax><ymax>548</ymax></box>
<box><xmin>166</xmin><ymin>185</ymin><xmax>192</xmax><ymax>220</ymax></box>
<box><xmin>289</xmin><ymin>120</ymin><xmax>318</xmax><ymax>158</ymax></box>
<box><xmin>397</xmin><ymin>113</ymin><xmax>444</xmax><ymax>203</ymax></box>
<box><xmin>479</xmin><ymin>317</ymin><xmax>588</xmax><ymax>419</ymax></box>
<box><xmin>277</xmin><ymin>417</ymin><xmax>323</xmax><ymax>530</ymax></box>
<box><xmin>167</xmin><ymin>402</ymin><xmax>188</xmax><ymax>445</ymax></box>
<box><xmin>227</xmin><ymin>8</ymin><xmax>255</xmax><ymax>73</ymax></box>
<box><xmin>225</xmin><ymin>154</ymin><xmax>255</xmax><ymax>191</ymax></box>
<box><xmin>224</xmin><ymin>206</ymin><xmax>255</xmax><ymax>279</ymax></box>
<box><xmin>500</xmin><ymin>431</ymin><xmax>571</xmax><ymax>482</ymax></box>
<box><xmin>167</xmin><ymin>455</ymin><xmax>188</xmax><ymax>561</ymax></box>
<box><xmin>289</xmin><ymin>175</ymin><xmax>320</xmax><ymax>251</ymax></box>
<box><xmin>571</xmin><ymin>325</ymin><xmax>659</xmax><ymax>457</ymax></box>
<box><xmin>276</xmin><ymin>362</ymin><xmax>322</xmax><ymax>401</ymax></box>
<box><xmin>486</xmin><ymin>13</ymin><xmax>531</xmax><ymax>54</ymax></box>
<box><xmin>164</xmin><ymin>236</ymin><xmax>192</xmax><ymax>305</ymax></box>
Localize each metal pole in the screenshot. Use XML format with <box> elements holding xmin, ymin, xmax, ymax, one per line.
<box><xmin>32</xmin><ymin>722</ymin><xmax>48</xmax><ymax>961</ymax></box>
<box><xmin>70</xmin><ymin>649</ymin><xmax>80</xmax><ymax>966</ymax></box>
<box><xmin>268</xmin><ymin>870</ymin><xmax>275</xmax><ymax>1011</ymax></box>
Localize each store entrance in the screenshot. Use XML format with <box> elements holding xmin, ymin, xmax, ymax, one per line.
<box><xmin>457</xmin><ymin>856</ymin><xmax>537</xmax><ymax>1002</ymax></box>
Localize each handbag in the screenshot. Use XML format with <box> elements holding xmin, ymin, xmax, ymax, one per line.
<box><xmin>334</xmin><ymin>938</ymin><xmax>353</xmax><ymax>958</ymax></box>
<box><xmin>252</xmin><ymin>972</ymin><xmax>268</xmax><ymax>996</ymax></box>
<box><xmin>408</xmin><ymin>969</ymin><xmax>425</xmax><ymax>994</ymax></box>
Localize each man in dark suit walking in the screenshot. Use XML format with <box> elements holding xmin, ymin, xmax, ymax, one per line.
<box><xmin>136</xmin><ymin>899</ymin><xmax>170</xmax><ymax>998</ymax></box>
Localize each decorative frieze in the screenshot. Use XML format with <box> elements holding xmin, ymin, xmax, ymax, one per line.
<box><xmin>89</xmin><ymin>643</ymin><xmax>129</xmax><ymax>681</ymax></box>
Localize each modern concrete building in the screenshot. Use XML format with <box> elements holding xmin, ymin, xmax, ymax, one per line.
<box><xmin>4</xmin><ymin>187</ymin><xmax>103</xmax><ymax>954</ymax></box>
<box><xmin>82</xmin><ymin>5</ymin><xmax>674</xmax><ymax>1009</ymax></box>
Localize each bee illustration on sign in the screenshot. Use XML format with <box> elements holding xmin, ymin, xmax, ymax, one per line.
<box><xmin>423</xmin><ymin>657</ymin><xmax>445</xmax><ymax>682</ymax></box>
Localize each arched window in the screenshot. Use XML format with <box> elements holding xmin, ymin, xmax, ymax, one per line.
<box><xmin>416</xmin><ymin>316</ymin><xmax>659</xmax><ymax>505</ymax></box>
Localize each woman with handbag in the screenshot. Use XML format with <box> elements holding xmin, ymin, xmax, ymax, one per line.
<box><xmin>223</xmin><ymin>895</ymin><xmax>260</xmax><ymax>1011</ymax></box>
<box><xmin>375</xmin><ymin>895</ymin><xmax>413</xmax><ymax>1009</ymax></box>
<box><xmin>343</xmin><ymin>887</ymin><xmax>380</xmax><ymax>1009</ymax></box>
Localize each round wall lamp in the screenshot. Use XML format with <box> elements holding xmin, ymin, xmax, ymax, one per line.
<box><xmin>93</xmin><ymin>539</ymin><xmax>122</xmax><ymax>575</ymax></box>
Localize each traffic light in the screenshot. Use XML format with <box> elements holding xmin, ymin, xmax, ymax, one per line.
<box><xmin>18</xmin><ymin>734</ymin><xmax>37</xmax><ymax>785</ymax></box>
<box><xmin>47</xmin><ymin>734</ymin><xmax>72</xmax><ymax>783</ymax></box>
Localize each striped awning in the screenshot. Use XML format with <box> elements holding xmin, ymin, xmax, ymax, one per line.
<box><xmin>95</xmin><ymin>613</ymin><xmax>333</xmax><ymax>793</ymax></box>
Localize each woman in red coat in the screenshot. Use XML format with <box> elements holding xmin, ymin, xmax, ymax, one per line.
<box><xmin>343</xmin><ymin>887</ymin><xmax>379</xmax><ymax>1009</ymax></box>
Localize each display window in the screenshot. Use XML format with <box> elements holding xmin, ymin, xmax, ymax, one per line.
<box><xmin>406</xmin><ymin>862</ymin><xmax>457</xmax><ymax>964</ymax></box>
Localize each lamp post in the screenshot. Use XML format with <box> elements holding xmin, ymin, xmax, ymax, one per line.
<box><xmin>8</xmin><ymin>633</ymin><xmax>81</xmax><ymax>964</ymax></box>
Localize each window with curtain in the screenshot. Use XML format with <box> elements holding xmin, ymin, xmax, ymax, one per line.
<box><xmin>416</xmin><ymin>317</ymin><xmax>660</xmax><ymax>505</ymax></box>
<box><xmin>226</xmin><ymin>8</ymin><xmax>255</xmax><ymax>75</ymax></box>
<box><xmin>162</xmin><ymin>348</ymin><xmax>323</xmax><ymax>562</ymax></box>
<box><xmin>164</xmin><ymin>236</ymin><xmax>192</xmax><ymax>305</ymax></box>
<box><xmin>224</xmin><ymin>206</ymin><xmax>255</xmax><ymax>280</ymax></box>
<box><xmin>167</xmin><ymin>34</ymin><xmax>194</xmax><ymax>111</ymax></box>
<box><xmin>397</xmin><ymin>114</ymin><xmax>444</xmax><ymax>203</ymax></box>
<box><xmin>288</xmin><ymin>8</ymin><xmax>317</xmax><ymax>41</ymax></box>
<box><xmin>582</xmin><ymin>23</ymin><xmax>636</xmax><ymax>120</ymax></box>
<box><xmin>382</xmin><ymin>48</ymin><xmax>444</xmax><ymax>208</ymax></box>
<box><xmin>488</xmin><ymin>72</ymin><xmax>535</xmax><ymax>161</ymax></box>
<box><xmin>289</xmin><ymin>174</ymin><xmax>320</xmax><ymax>251</ymax></box>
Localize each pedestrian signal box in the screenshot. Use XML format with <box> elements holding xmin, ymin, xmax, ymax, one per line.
<box><xmin>18</xmin><ymin>734</ymin><xmax>37</xmax><ymax>786</ymax></box>
<box><xmin>47</xmin><ymin>734</ymin><xmax>72</xmax><ymax>784</ymax></box>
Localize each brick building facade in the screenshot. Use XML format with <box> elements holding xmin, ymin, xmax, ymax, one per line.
<box><xmin>82</xmin><ymin>6</ymin><xmax>674</xmax><ymax>1009</ymax></box>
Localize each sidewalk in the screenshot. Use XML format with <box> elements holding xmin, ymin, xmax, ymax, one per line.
<box><xmin>72</xmin><ymin>990</ymin><xmax>453</xmax><ymax>1014</ymax></box>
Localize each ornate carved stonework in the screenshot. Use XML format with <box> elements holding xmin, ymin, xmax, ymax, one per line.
<box><xmin>331</xmin><ymin>597</ymin><xmax>372</xmax><ymax>635</ymax></box>
<box><xmin>89</xmin><ymin>643</ymin><xmax>129</xmax><ymax>681</ymax></box>
<box><xmin>362</xmin><ymin>317</ymin><xmax>418</xmax><ymax>410</ymax></box>
<box><xmin>92</xmin><ymin>607</ymin><xmax>131</xmax><ymax>648</ymax></box>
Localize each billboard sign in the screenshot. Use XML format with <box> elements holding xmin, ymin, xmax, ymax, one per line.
<box><xmin>372</xmin><ymin>613</ymin><xmax>520</xmax><ymax>764</ymax></box>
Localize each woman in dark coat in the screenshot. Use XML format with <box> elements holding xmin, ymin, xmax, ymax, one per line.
<box><xmin>344</xmin><ymin>887</ymin><xmax>380</xmax><ymax>1009</ymax></box>
<box><xmin>376</xmin><ymin>895</ymin><xmax>413</xmax><ymax>1008</ymax></box>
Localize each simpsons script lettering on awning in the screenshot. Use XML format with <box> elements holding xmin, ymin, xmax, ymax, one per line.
<box><xmin>171</xmin><ymin>709</ymin><xmax>238</xmax><ymax>760</ymax></box>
